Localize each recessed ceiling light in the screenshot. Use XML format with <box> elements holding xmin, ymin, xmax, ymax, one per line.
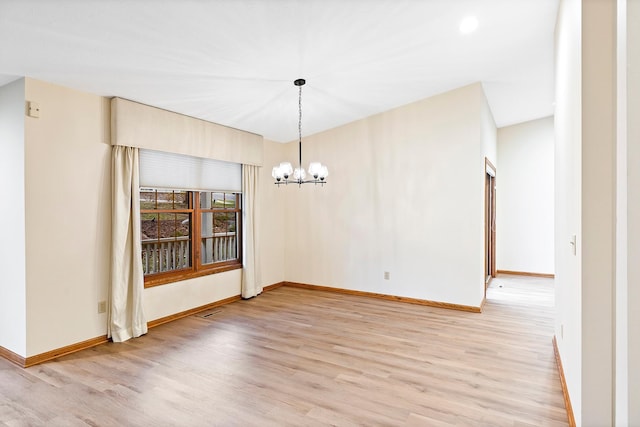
<box><xmin>459</xmin><ymin>16</ymin><xmax>479</xmax><ymax>34</ymax></box>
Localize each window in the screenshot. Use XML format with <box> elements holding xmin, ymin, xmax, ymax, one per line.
<box><xmin>140</xmin><ymin>189</ymin><xmax>242</xmax><ymax>287</ymax></box>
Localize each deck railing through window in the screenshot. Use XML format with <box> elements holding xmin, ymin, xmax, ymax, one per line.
<box><xmin>142</xmin><ymin>233</ymin><xmax>237</xmax><ymax>275</ymax></box>
<box><xmin>201</xmin><ymin>233</ymin><xmax>238</xmax><ymax>264</ymax></box>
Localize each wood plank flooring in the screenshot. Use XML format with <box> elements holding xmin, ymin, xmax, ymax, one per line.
<box><xmin>0</xmin><ymin>275</ymin><xmax>568</xmax><ymax>426</ymax></box>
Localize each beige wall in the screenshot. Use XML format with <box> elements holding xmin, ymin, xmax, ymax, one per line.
<box><xmin>16</xmin><ymin>78</ymin><xmax>497</xmax><ymax>356</ymax></box>
<box><xmin>24</xmin><ymin>78</ymin><xmax>112</xmax><ymax>357</ymax></box>
<box><xmin>0</xmin><ymin>78</ymin><xmax>26</xmax><ymax>356</ymax></box>
<box><xmin>281</xmin><ymin>83</ymin><xmax>496</xmax><ymax>308</ymax></box>
<box><xmin>144</xmin><ymin>270</ymin><xmax>241</xmax><ymax>321</ymax></box>
<box><xmin>259</xmin><ymin>139</ymin><xmax>287</xmax><ymax>287</ymax></box>
<box><xmin>20</xmin><ymin>79</ymin><xmax>285</xmax><ymax>357</ymax></box>
<box><xmin>580</xmin><ymin>0</ymin><xmax>616</xmax><ymax>420</ymax></box>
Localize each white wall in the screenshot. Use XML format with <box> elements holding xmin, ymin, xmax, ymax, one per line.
<box><xmin>497</xmin><ymin>117</ymin><xmax>554</xmax><ymax>275</ymax></box>
<box><xmin>615</xmin><ymin>1</ymin><xmax>628</xmax><ymax>423</ymax></box>
<box><xmin>626</xmin><ymin>0</ymin><xmax>640</xmax><ymax>419</ymax></box>
<box><xmin>480</xmin><ymin>84</ymin><xmax>498</xmax><ymax>169</ymax></box>
<box><xmin>627</xmin><ymin>1</ymin><xmax>640</xmax><ymax>421</ymax></box>
<box><xmin>0</xmin><ymin>79</ymin><xmax>27</xmax><ymax>357</ymax></box>
<box><xmin>554</xmin><ymin>0</ymin><xmax>583</xmax><ymax>422</ymax></box>
<box><xmin>283</xmin><ymin>83</ymin><xmax>495</xmax><ymax>308</ymax></box>
<box><xmin>617</xmin><ymin>0</ymin><xmax>640</xmax><ymax>424</ymax></box>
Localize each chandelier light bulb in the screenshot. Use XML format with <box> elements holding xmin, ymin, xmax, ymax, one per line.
<box><xmin>308</xmin><ymin>162</ymin><xmax>322</xmax><ymax>178</ymax></box>
<box><xmin>293</xmin><ymin>167</ymin><xmax>306</xmax><ymax>181</ymax></box>
<box><xmin>319</xmin><ymin>165</ymin><xmax>329</xmax><ymax>180</ymax></box>
<box><xmin>272</xmin><ymin>166</ymin><xmax>283</xmax><ymax>181</ymax></box>
<box><xmin>279</xmin><ymin>162</ymin><xmax>293</xmax><ymax>178</ymax></box>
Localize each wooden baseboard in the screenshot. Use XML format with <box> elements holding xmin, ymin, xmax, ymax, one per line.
<box><xmin>553</xmin><ymin>336</ymin><xmax>576</xmax><ymax>427</ymax></box>
<box><xmin>23</xmin><ymin>335</ymin><xmax>109</xmax><ymax>368</ymax></box>
<box><xmin>0</xmin><ymin>336</ymin><xmax>111</xmax><ymax>368</ymax></box>
<box><xmin>284</xmin><ymin>282</ymin><xmax>482</xmax><ymax>313</ymax></box>
<box><xmin>263</xmin><ymin>281</ymin><xmax>286</xmax><ymax>292</ymax></box>
<box><xmin>0</xmin><ymin>345</ymin><xmax>27</xmax><ymax>367</ymax></box>
<box><xmin>148</xmin><ymin>294</ymin><xmax>242</xmax><ymax>329</ymax></box>
<box><xmin>497</xmin><ymin>270</ymin><xmax>555</xmax><ymax>279</ymax></box>
<box><xmin>2</xmin><ymin>337</ymin><xmax>110</xmax><ymax>368</ymax></box>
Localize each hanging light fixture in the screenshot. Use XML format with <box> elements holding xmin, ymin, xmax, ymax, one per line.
<box><xmin>272</xmin><ymin>78</ymin><xmax>328</xmax><ymax>186</ymax></box>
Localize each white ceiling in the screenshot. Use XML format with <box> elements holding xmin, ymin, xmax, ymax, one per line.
<box><xmin>0</xmin><ymin>0</ymin><xmax>558</xmax><ymax>143</ymax></box>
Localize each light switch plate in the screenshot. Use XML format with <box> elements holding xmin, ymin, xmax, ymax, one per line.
<box><xmin>27</xmin><ymin>101</ymin><xmax>40</xmax><ymax>118</ymax></box>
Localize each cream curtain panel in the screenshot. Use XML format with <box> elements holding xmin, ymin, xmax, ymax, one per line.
<box><xmin>241</xmin><ymin>164</ymin><xmax>262</xmax><ymax>298</ymax></box>
<box><xmin>109</xmin><ymin>146</ymin><xmax>147</xmax><ymax>342</ymax></box>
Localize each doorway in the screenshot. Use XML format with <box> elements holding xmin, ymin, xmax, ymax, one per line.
<box><xmin>485</xmin><ymin>158</ymin><xmax>496</xmax><ymax>288</ymax></box>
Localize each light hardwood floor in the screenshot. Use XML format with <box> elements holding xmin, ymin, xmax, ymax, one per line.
<box><xmin>1</xmin><ymin>275</ymin><xmax>568</xmax><ymax>426</ymax></box>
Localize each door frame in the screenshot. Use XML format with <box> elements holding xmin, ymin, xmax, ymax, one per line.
<box><xmin>485</xmin><ymin>158</ymin><xmax>497</xmax><ymax>289</ymax></box>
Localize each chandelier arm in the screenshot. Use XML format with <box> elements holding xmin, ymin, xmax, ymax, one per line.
<box><xmin>274</xmin><ymin>179</ymin><xmax>325</xmax><ymax>186</ymax></box>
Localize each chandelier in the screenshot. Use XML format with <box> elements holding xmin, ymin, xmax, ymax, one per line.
<box><xmin>272</xmin><ymin>78</ymin><xmax>328</xmax><ymax>186</ymax></box>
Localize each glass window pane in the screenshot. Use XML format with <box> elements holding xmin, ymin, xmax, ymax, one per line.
<box><xmin>226</xmin><ymin>193</ymin><xmax>236</xmax><ymax>208</ymax></box>
<box><xmin>201</xmin><ymin>211</ymin><xmax>238</xmax><ymax>265</ymax></box>
<box><xmin>201</xmin><ymin>210</ymin><xmax>214</xmax><ymax>264</ymax></box>
<box><xmin>199</xmin><ymin>191</ymin><xmax>210</xmax><ymax>209</ymax></box>
<box><xmin>201</xmin><ymin>237</ymin><xmax>214</xmax><ymax>264</ymax></box>
<box><xmin>213</xmin><ymin>212</ymin><xmax>237</xmax><ymax>234</ymax></box>
<box><xmin>140</xmin><ymin>190</ymin><xmax>156</xmax><ymax>210</ymax></box>
<box><xmin>201</xmin><ymin>212</ymin><xmax>214</xmax><ymax>238</ymax></box>
<box><xmin>211</xmin><ymin>192</ymin><xmax>225</xmax><ymax>209</ymax></box>
<box><xmin>156</xmin><ymin>190</ymin><xmax>174</xmax><ymax>208</ymax></box>
<box><xmin>229</xmin><ymin>212</ymin><xmax>238</xmax><ymax>233</ymax></box>
<box><xmin>141</xmin><ymin>213</ymin><xmax>159</xmax><ymax>240</ymax></box>
<box><xmin>173</xmin><ymin>191</ymin><xmax>189</xmax><ymax>209</ymax></box>
<box><xmin>158</xmin><ymin>214</ymin><xmax>175</xmax><ymax>239</ymax></box>
<box><xmin>157</xmin><ymin>213</ymin><xmax>191</xmax><ymax>239</ymax></box>
<box><xmin>214</xmin><ymin>212</ymin><xmax>228</xmax><ymax>233</ymax></box>
<box><xmin>141</xmin><ymin>213</ymin><xmax>191</xmax><ymax>275</ymax></box>
<box><xmin>175</xmin><ymin>213</ymin><xmax>190</xmax><ymax>237</ymax></box>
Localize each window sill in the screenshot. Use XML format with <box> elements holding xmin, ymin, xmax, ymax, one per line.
<box><xmin>143</xmin><ymin>262</ymin><xmax>243</xmax><ymax>288</ymax></box>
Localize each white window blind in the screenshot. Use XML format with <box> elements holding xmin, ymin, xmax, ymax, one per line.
<box><xmin>139</xmin><ymin>149</ymin><xmax>241</xmax><ymax>192</ymax></box>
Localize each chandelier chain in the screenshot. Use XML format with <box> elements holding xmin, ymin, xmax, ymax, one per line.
<box><xmin>298</xmin><ymin>85</ymin><xmax>302</xmax><ymax>144</ymax></box>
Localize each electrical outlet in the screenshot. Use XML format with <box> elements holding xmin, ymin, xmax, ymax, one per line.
<box><xmin>384</xmin><ymin>271</ymin><xmax>390</xmax><ymax>280</ymax></box>
<box><xmin>98</xmin><ymin>300</ymin><xmax>107</xmax><ymax>314</ymax></box>
<box><xmin>561</xmin><ymin>324</ymin><xmax>564</xmax><ymax>339</ymax></box>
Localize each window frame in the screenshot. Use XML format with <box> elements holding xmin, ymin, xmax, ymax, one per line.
<box><xmin>141</xmin><ymin>189</ymin><xmax>242</xmax><ymax>288</ymax></box>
